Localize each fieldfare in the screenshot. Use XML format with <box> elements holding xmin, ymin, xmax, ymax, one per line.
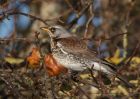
<box><xmin>41</xmin><ymin>25</ymin><xmax>132</xmax><ymax>87</ymax></box>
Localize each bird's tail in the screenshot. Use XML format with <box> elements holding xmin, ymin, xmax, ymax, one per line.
<box><xmin>117</xmin><ymin>75</ymin><xmax>134</xmax><ymax>88</ymax></box>
<box><xmin>99</xmin><ymin>59</ymin><xmax>134</xmax><ymax>88</ymax></box>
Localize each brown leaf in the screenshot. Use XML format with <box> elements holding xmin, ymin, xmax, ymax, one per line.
<box><xmin>27</xmin><ymin>48</ymin><xmax>41</xmax><ymax>69</ymax></box>
<box><xmin>44</xmin><ymin>54</ymin><xmax>68</xmax><ymax>76</ymax></box>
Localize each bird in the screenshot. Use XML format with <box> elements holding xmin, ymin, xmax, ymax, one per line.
<box><xmin>41</xmin><ymin>25</ymin><xmax>133</xmax><ymax>87</ymax></box>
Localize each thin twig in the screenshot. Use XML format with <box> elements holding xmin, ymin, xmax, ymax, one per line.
<box><xmin>68</xmin><ymin>1</ymin><xmax>93</xmax><ymax>28</ymax></box>
<box><xmin>65</xmin><ymin>0</ymin><xmax>77</xmax><ymax>13</ymax></box>
<box><xmin>0</xmin><ymin>11</ymin><xmax>48</xmax><ymax>25</ymax></box>
<box><xmin>97</xmin><ymin>39</ymin><xmax>109</xmax><ymax>94</ymax></box>
<box><xmin>87</xmin><ymin>66</ymin><xmax>99</xmax><ymax>84</ymax></box>
<box><xmin>78</xmin><ymin>79</ymin><xmax>99</xmax><ymax>88</ymax></box>
<box><xmin>105</xmin><ymin>33</ymin><xmax>129</xmax><ymax>41</ymax></box>
<box><xmin>72</xmin><ymin>80</ymin><xmax>91</xmax><ymax>99</ymax></box>
<box><xmin>83</xmin><ymin>33</ymin><xmax>129</xmax><ymax>42</ymax></box>
<box><xmin>118</xmin><ymin>41</ymin><xmax>140</xmax><ymax>72</ymax></box>
<box><xmin>84</xmin><ymin>4</ymin><xmax>94</xmax><ymax>38</ymax></box>
<box><xmin>0</xmin><ymin>77</ymin><xmax>20</xmax><ymax>97</ymax></box>
<box><xmin>0</xmin><ymin>37</ymin><xmax>34</xmax><ymax>44</ymax></box>
<box><xmin>50</xmin><ymin>78</ymin><xmax>57</xmax><ymax>99</ymax></box>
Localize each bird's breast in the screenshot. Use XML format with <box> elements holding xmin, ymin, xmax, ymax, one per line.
<box><xmin>52</xmin><ymin>50</ymin><xmax>89</xmax><ymax>71</ymax></box>
<box><xmin>52</xmin><ymin>49</ymin><xmax>114</xmax><ymax>75</ymax></box>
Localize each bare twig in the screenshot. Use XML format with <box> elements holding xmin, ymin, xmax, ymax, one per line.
<box><xmin>84</xmin><ymin>4</ymin><xmax>94</xmax><ymax>38</ymax></box>
<box><xmin>0</xmin><ymin>77</ymin><xmax>20</xmax><ymax>97</ymax></box>
<box><xmin>96</xmin><ymin>39</ymin><xmax>109</xmax><ymax>94</ymax></box>
<box><xmin>118</xmin><ymin>41</ymin><xmax>140</xmax><ymax>72</ymax></box>
<box><xmin>68</xmin><ymin>1</ymin><xmax>93</xmax><ymax>28</ymax></box>
<box><xmin>50</xmin><ymin>78</ymin><xmax>57</xmax><ymax>99</ymax></box>
<box><xmin>0</xmin><ymin>37</ymin><xmax>34</xmax><ymax>44</ymax></box>
<box><xmin>83</xmin><ymin>33</ymin><xmax>130</xmax><ymax>42</ymax></box>
<box><xmin>105</xmin><ymin>33</ymin><xmax>129</xmax><ymax>41</ymax></box>
<box><xmin>65</xmin><ymin>0</ymin><xmax>77</xmax><ymax>13</ymax></box>
<box><xmin>87</xmin><ymin>66</ymin><xmax>99</xmax><ymax>84</ymax></box>
<box><xmin>0</xmin><ymin>11</ymin><xmax>48</xmax><ymax>25</ymax></box>
<box><xmin>72</xmin><ymin>80</ymin><xmax>91</xmax><ymax>99</ymax></box>
<box><xmin>78</xmin><ymin>79</ymin><xmax>99</xmax><ymax>88</ymax></box>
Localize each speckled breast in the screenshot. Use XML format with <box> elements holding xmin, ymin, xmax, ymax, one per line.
<box><xmin>52</xmin><ymin>48</ymin><xmax>91</xmax><ymax>71</ymax></box>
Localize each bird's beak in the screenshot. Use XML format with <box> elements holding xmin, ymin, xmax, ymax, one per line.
<box><xmin>40</xmin><ymin>27</ymin><xmax>49</xmax><ymax>32</ymax></box>
<box><xmin>40</xmin><ymin>27</ymin><xmax>54</xmax><ymax>37</ymax></box>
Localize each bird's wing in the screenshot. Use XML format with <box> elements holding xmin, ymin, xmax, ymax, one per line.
<box><xmin>55</xmin><ymin>37</ymin><xmax>97</xmax><ymax>57</ymax></box>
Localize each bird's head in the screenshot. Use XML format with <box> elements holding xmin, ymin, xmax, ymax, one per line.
<box><xmin>41</xmin><ymin>25</ymin><xmax>71</xmax><ymax>39</ymax></box>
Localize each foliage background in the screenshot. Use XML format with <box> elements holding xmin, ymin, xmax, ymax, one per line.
<box><xmin>0</xmin><ymin>0</ymin><xmax>140</xmax><ymax>99</ymax></box>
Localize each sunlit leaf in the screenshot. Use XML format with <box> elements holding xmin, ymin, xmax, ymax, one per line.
<box><xmin>4</xmin><ymin>57</ymin><xmax>24</xmax><ymax>64</ymax></box>
<box><xmin>80</xmin><ymin>74</ymin><xmax>90</xmax><ymax>79</ymax></box>
<box><xmin>106</xmin><ymin>49</ymin><xmax>125</xmax><ymax>64</ymax></box>
<box><xmin>117</xmin><ymin>85</ymin><xmax>129</xmax><ymax>96</ymax></box>
<box><xmin>129</xmin><ymin>57</ymin><xmax>140</xmax><ymax>69</ymax></box>
<box><xmin>129</xmin><ymin>80</ymin><xmax>139</xmax><ymax>86</ymax></box>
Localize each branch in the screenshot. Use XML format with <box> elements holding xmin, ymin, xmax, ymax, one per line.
<box><xmin>118</xmin><ymin>41</ymin><xmax>140</xmax><ymax>72</ymax></box>
<box><xmin>68</xmin><ymin>1</ymin><xmax>93</xmax><ymax>28</ymax></box>
<box><xmin>0</xmin><ymin>11</ymin><xmax>48</xmax><ymax>25</ymax></box>
<box><xmin>84</xmin><ymin>4</ymin><xmax>94</xmax><ymax>38</ymax></box>
<box><xmin>0</xmin><ymin>37</ymin><xmax>34</xmax><ymax>44</ymax></box>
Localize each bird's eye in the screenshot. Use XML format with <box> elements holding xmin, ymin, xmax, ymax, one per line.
<box><xmin>49</xmin><ymin>27</ymin><xmax>56</xmax><ymax>33</ymax></box>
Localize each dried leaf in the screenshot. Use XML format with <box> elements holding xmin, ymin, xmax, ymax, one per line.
<box><xmin>44</xmin><ymin>54</ymin><xmax>68</xmax><ymax>76</ymax></box>
<box><xmin>27</xmin><ymin>48</ymin><xmax>41</xmax><ymax>69</ymax></box>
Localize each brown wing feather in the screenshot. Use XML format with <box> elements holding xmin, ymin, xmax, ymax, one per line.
<box><xmin>56</xmin><ymin>37</ymin><xmax>97</xmax><ymax>57</ymax></box>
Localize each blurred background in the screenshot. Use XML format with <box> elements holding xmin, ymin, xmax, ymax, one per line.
<box><xmin>0</xmin><ymin>0</ymin><xmax>140</xmax><ymax>99</ymax></box>
<box><xmin>0</xmin><ymin>0</ymin><xmax>140</xmax><ymax>59</ymax></box>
